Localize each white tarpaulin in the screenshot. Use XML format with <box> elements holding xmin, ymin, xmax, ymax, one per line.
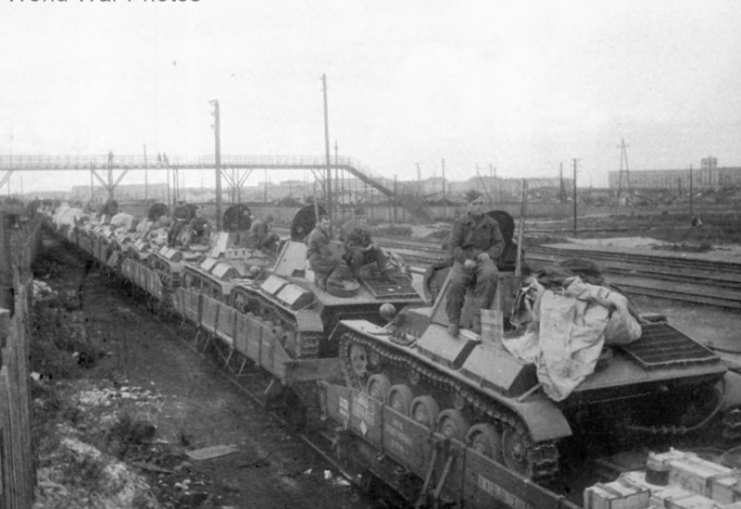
<box><xmin>503</xmin><ymin>277</ymin><xmax>641</xmax><ymax>401</ymax></box>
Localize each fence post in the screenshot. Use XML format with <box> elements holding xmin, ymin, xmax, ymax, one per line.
<box><xmin>0</xmin><ymin>213</ymin><xmax>13</xmax><ymax>312</ymax></box>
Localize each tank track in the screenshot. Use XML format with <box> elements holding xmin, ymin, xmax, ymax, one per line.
<box><xmin>338</xmin><ymin>328</ymin><xmax>559</xmax><ymax>481</ymax></box>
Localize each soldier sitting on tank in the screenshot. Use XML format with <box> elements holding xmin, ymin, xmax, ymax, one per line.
<box><xmin>187</xmin><ymin>206</ymin><xmax>212</xmax><ymax>246</ymax></box>
<box><xmin>246</xmin><ymin>213</ymin><xmax>280</xmax><ymax>252</ymax></box>
<box><xmin>340</xmin><ymin>209</ymin><xmax>395</xmax><ymax>283</ymax></box>
<box><xmin>168</xmin><ymin>200</ymin><xmax>193</xmax><ymax>247</ymax></box>
<box><xmin>446</xmin><ymin>191</ymin><xmax>504</xmax><ymax>337</ymax></box>
<box><xmin>306</xmin><ymin>213</ymin><xmax>353</xmax><ymax>290</ymax></box>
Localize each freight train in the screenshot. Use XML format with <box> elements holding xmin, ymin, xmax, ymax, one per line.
<box><xmin>42</xmin><ymin>204</ymin><xmax>741</xmax><ymax>509</ymax></box>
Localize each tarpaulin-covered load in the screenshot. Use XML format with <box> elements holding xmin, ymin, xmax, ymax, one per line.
<box><xmin>504</xmin><ymin>259</ymin><xmax>642</xmax><ymax>401</ymax></box>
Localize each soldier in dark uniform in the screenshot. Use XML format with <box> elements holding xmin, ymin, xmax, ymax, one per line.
<box><xmin>340</xmin><ymin>210</ymin><xmax>393</xmax><ymax>282</ymax></box>
<box><xmin>188</xmin><ymin>206</ymin><xmax>211</xmax><ymax>246</ymax></box>
<box><xmin>446</xmin><ymin>192</ymin><xmax>504</xmax><ymax>337</ymax></box>
<box><xmin>246</xmin><ymin>213</ymin><xmax>280</xmax><ymax>252</ymax></box>
<box><xmin>306</xmin><ymin>214</ymin><xmax>352</xmax><ymax>290</ymax></box>
<box><xmin>168</xmin><ymin>200</ymin><xmax>193</xmax><ymax>247</ymax></box>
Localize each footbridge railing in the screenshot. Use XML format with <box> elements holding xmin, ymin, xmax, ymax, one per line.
<box><xmin>0</xmin><ymin>154</ymin><xmax>395</xmax><ymax>197</ymax></box>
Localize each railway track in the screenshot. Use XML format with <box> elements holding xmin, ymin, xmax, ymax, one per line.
<box><xmin>372</xmin><ymin>235</ymin><xmax>741</xmax><ymax>309</ymax></box>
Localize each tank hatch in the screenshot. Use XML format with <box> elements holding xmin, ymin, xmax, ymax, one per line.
<box><xmin>360</xmin><ymin>278</ymin><xmax>419</xmax><ymax>300</ymax></box>
<box><xmin>460</xmin><ymin>344</ymin><xmax>539</xmax><ymax>397</ymax></box>
<box><xmin>416</xmin><ymin>327</ymin><xmax>479</xmax><ymax>370</ymax></box>
<box><xmin>620</xmin><ymin>322</ymin><xmax>719</xmax><ymax>369</ymax></box>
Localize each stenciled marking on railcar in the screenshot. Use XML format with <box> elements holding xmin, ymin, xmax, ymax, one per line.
<box><xmin>338</xmin><ymin>396</ymin><xmax>350</xmax><ymax>421</ymax></box>
<box><xmin>477</xmin><ymin>474</ymin><xmax>535</xmax><ymax>509</ymax></box>
<box><xmin>385</xmin><ymin>414</ymin><xmax>413</xmax><ymax>455</ymax></box>
<box><xmin>352</xmin><ymin>392</ymin><xmax>376</xmax><ymax>424</ymax></box>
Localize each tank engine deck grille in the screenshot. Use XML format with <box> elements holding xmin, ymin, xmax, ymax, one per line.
<box><xmin>619</xmin><ymin>322</ymin><xmax>719</xmax><ymax>368</ymax></box>
<box><xmin>360</xmin><ymin>278</ymin><xmax>419</xmax><ymax>300</ymax></box>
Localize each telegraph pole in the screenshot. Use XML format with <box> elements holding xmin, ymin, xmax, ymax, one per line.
<box><xmin>322</xmin><ymin>74</ymin><xmax>333</xmax><ymax>235</ymax></box>
<box><xmin>616</xmin><ymin>138</ymin><xmax>631</xmax><ymax>208</ymax></box>
<box><xmin>143</xmin><ymin>144</ymin><xmax>149</xmax><ymax>201</ymax></box>
<box><xmin>689</xmin><ymin>164</ymin><xmax>694</xmax><ymax>219</ymax></box>
<box><xmin>573</xmin><ymin>159</ymin><xmax>579</xmax><ymax>236</ymax></box>
<box><xmin>442</xmin><ymin>158</ymin><xmax>447</xmax><ymax>220</ymax></box>
<box><xmin>416</xmin><ymin>163</ymin><xmax>422</xmax><ymax>201</ymax></box>
<box><xmin>211</xmin><ymin>100</ymin><xmax>222</xmax><ymax>230</ymax></box>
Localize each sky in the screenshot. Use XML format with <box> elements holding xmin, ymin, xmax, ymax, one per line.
<box><xmin>1</xmin><ymin>0</ymin><xmax>740</xmax><ymax>194</ymax></box>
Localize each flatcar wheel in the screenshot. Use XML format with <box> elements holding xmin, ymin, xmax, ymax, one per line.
<box><xmin>437</xmin><ymin>409</ymin><xmax>470</xmax><ymax>441</ymax></box>
<box><xmin>467</xmin><ymin>424</ymin><xmax>502</xmax><ymax>461</ymax></box>
<box><xmin>410</xmin><ymin>396</ymin><xmax>440</xmax><ymax>429</ymax></box>
<box><xmin>366</xmin><ymin>374</ymin><xmax>392</xmax><ymax>402</ymax></box>
<box><xmin>388</xmin><ymin>385</ymin><xmax>414</xmax><ymax>415</ymax></box>
<box><xmin>502</xmin><ymin>425</ymin><xmax>534</xmax><ymax>477</ymax></box>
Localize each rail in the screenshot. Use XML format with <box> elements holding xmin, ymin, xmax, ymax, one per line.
<box><xmin>371</xmin><ymin>235</ymin><xmax>741</xmax><ymax>310</ymax></box>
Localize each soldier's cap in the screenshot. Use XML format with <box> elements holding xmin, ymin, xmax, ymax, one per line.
<box><xmin>467</xmin><ymin>191</ymin><xmax>484</xmax><ymax>202</ymax></box>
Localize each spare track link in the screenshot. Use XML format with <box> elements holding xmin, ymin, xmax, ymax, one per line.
<box><xmin>338</xmin><ymin>329</ymin><xmax>559</xmax><ymax>481</ymax></box>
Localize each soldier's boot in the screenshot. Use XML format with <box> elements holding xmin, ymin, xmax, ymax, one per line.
<box><xmin>379</xmin><ymin>270</ymin><xmax>398</xmax><ymax>284</ymax></box>
<box><xmin>447</xmin><ymin>323</ymin><xmax>459</xmax><ymax>337</ymax></box>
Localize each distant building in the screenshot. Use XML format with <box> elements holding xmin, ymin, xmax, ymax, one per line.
<box><xmin>608</xmin><ymin>158</ymin><xmax>741</xmax><ymax>190</ymax></box>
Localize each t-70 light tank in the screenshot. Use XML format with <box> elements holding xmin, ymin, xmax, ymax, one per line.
<box><xmin>327</xmin><ymin>219</ymin><xmax>741</xmax><ymax>484</ymax></box>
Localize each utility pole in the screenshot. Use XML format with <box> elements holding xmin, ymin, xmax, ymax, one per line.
<box><xmin>393</xmin><ymin>175</ymin><xmax>398</xmax><ymax>224</ymax></box>
<box><xmin>322</xmin><ymin>74</ymin><xmax>333</xmax><ymax>235</ymax></box>
<box><xmin>211</xmin><ymin>99</ymin><xmax>222</xmax><ymax>230</ymax></box>
<box><xmin>560</xmin><ymin>163</ymin><xmax>567</xmax><ymax>203</ymax></box>
<box><xmin>416</xmin><ymin>162</ymin><xmax>421</xmax><ymax>200</ymax></box>
<box><xmin>615</xmin><ymin>138</ymin><xmax>631</xmax><ymax>208</ymax></box>
<box><xmin>573</xmin><ymin>159</ymin><xmax>579</xmax><ymax>236</ymax></box>
<box><xmin>334</xmin><ymin>140</ymin><xmax>341</xmax><ymax>220</ymax></box>
<box><xmin>143</xmin><ymin>144</ymin><xmax>149</xmax><ymax>201</ymax></box>
<box><xmin>689</xmin><ymin>165</ymin><xmax>694</xmax><ymax>219</ymax></box>
<box><xmin>490</xmin><ymin>164</ymin><xmax>497</xmax><ymax>202</ymax></box>
<box><xmin>442</xmin><ymin>158</ymin><xmax>447</xmax><ymax>220</ymax></box>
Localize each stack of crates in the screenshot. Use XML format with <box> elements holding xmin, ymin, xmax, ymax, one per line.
<box><xmin>585</xmin><ymin>449</ymin><xmax>741</xmax><ymax>509</ymax></box>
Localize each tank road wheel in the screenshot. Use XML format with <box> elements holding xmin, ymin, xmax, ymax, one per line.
<box><xmin>437</xmin><ymin>410</ymin><xmax>470</xmax><ymax>441</ymax></box>
<box><xmin>411</xmin><ymin>396</ymin><xmax>440</xmax><ymax>429</ymax></box>
<box><xmin>502</xmin><ymin>425</ymin><xmax>535</xmax><ymax>477</ymax></box>
<box><xmin>467</xmin><ymin>424</ymin><xmax>502</xmax><ymax>461</ymax></box>
<box><xmin>388</xmin><ymin>385</ymin><xmax>415</xmax><ymax>415</ymax></box>
<box><xmin>366</xmin><ymin>374</ymin><xmax>392</xmax><ymax>402</ymax></box>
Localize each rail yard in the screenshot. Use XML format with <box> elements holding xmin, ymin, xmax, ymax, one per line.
<box><xmin>10</xmin><ymin>199</ymin><xmax>740</xmax><ymax>509</ymax></box>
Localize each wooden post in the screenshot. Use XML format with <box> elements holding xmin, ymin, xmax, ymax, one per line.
<box><xmin>516</xmin><ymin>180</ymin><xmax>528</xmax><ymax>277</ymax></box>
<box><xmin>0</xmin><ymin>214</ymin><xmax>12</xmax><ymax>312</ymax></box>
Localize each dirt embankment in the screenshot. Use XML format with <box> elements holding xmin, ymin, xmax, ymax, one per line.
<box><xmin>30</xmin><ymin>238</ymin><xmax>374</xmax><ymax>509</ymax></box>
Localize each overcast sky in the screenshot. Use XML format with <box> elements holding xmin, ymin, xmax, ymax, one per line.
<box><xmin>1</xmin><ymin>0</ymin><xmax>740</xmax><ymax>194</ymax></box>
